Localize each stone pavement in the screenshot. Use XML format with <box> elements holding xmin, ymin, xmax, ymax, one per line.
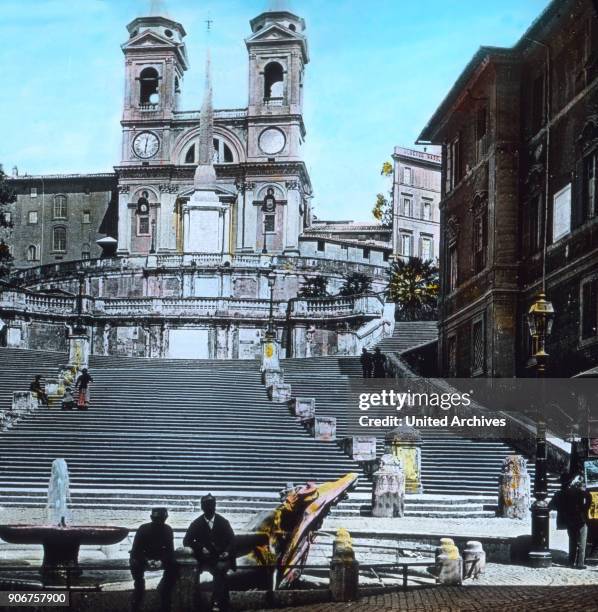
<box><xmin>254</xmin><ymin>585</ymin><xmax>598</xmax><ymax>612</ymax></box>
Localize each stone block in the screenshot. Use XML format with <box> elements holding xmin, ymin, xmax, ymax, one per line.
<box><xmin>371</xmin><ymin>453</ymin><xmax>405</xmax><ymax>517</ymax></box>
<box><xmin>498</xmin><ymin>455</ymin><xmax>530</xmax><ymax>519</ymax></box>
<box><xmin>13</xmin><ymin>391</ymin><xmax>38</xmax><ymax>414</ymax></box>
<box><xmin>268</xmin><ymin>383</ymin><xmax>292</xmax><ymax>403</ymax></box>
<box><xmin>463</xmin><ymin>540</ymin><xmax>486</xmax><ymax>579</ymax></box>
<box><xmin>329</xmin><ymin>528</ymin><xmax>359</xmax><ymax>602</ymax></box>
<box><xmin>313</xmin><ymin>416</ymin><xmax>336</xmax><ymax>441</ymax></box>
<box><xmin>292</xmin><ymin>397</ymin><xmax>315</xmax><ymax>421</ymax></box>
<box><xmin>385</xmin><ymin>426</ymin><xmax>422</xmax><ymax>494</ymax></box>
<box><xmin>172</xmin><ymin>547</ymin><xmax>199</xmax><ymax>612</ymax></box>
<box><xmin>436</xmin><ymin>550</ymin><xmax>463</xmax><ymax>586</ymax></box>
<box><xmin>263</xmin><ymin>368</ymin><xmax>284</xmax><ymax>387</ymax></box>
<box><xmin>68</xmin><ymin>333</ymin><xmax>90</xmax><ymax>369</ymax></box>
<box><xmin>345</xmin><ymin>436</ymin><xmax>377</xmax><ymax>462</ymax></box>
<box><xmin>261</xmin><ymin>337</ymin><xmax>281</xmax><ymax>372</ymax></box>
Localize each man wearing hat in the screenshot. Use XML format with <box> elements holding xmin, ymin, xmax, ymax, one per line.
<box><xmin>130</xmin><ymin>507</ymin><xmax>176</xmax><ymax>612</ymax></box>
<box><xmin>184</xmin><ymin>494</ymin><xmax>235</xmax><ymax>612</ymax></box>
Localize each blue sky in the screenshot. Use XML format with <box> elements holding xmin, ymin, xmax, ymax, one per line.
<box><xmin>0</xmin><ymin>0</ymin><xmax>550</xmax><ymax>221</ymax></box>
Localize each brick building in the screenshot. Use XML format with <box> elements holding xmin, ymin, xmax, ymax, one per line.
<box><xmin>418</xmin><ymin>0</ymin><xmax>598</xmax><ymax>377</ymax></box>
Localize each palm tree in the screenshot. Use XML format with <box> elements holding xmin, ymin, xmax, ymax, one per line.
<box><xmin>338</xmin><ymin>272</ymin><xmax>372</xmax><ymax>297</ymax></box>
<box><xmin>387</xmin><ymin>257</ymin><xmax>439</xmax><ymax>321</ymax></box>
<box><xmin>297</xmin><ymin>275</ymin><xmax>329</xmax><ymax>299</ymax></box>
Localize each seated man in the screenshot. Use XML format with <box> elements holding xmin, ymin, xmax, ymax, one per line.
<box><xmin>30</xmin><ymin>375</ymin><xmax>49</xmax><ymax>406</ymax></box>
<box><xmin>183</xmin><ymin>494</ymin><xmax>235</xmax><ymax>612</ymax></box>
<box><xmin>130</xmin><ymin>507</ymin><xmax>177</xmax><ymax>612</ymax></box>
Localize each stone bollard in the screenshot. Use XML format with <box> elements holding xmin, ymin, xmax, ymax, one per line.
<box><xmin>13</xmin><ymin>391</ymin><xmax>38</xmax><ymax>415</ymax></box>
<box><xmin>329</xmin><ymin>528</ymin><xmax>359</xmax><ymax>602</ymax></box>
<box><xmin>268</xmin><ymin>383</ymin><xmax>292</xmax><ymax>403</ymax></box>
<box><xmin>463</xmin><ymin>540</ymin><xmax>486</xmax><ymax>579</ymax></box>
<box><xmin>68</xmin><ymin>332</ymin><xmax>90</xmax><ymax>370</ymax></box>
<box><xmin>497</xmin><ymin>455</ymin><xmax>530</xmax><ymax>519</ymax></box>
<box><xmin>344</xmin><ymin>436</ymin><xmax>377</xmax><ymax>462</ymax></box>
<box><xmin>435</xmin><ymin>540</ymin><xmax>462</xmax><ymax>586</ymax></box>
<box><xmin>263</xmin><ymin>368</ymin><xmax>284</xmax><ymax>388</ymax></box>
<box><xmin>292</xmin><ymin>397</ymin><xmax>315</xmax><ymax>422</ymax></box>
<box><xmin>371</xmin><ymin>453</ymin><xmax>405</xmax><ymax>517</ymax></box>
<box><xmin>384</xmin><ymin>426</ymin><xmax>423</xmax><ymax>493</ymax></box>
<box><xmin>313</xmin><ymin>416</ymin><xmax>336</xmax><ymax>441</ymax></box>
<box><xmin>261</xmin><ymin>335</ymin><xmax>281</xmax><ymax>372</ymax></box>
<box><xmin>171</xmin><ymin>547</ymin><xmax>199</xmax><ymax>612</ymax></box>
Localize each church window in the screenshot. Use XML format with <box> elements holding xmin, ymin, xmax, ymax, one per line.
<box><xmin>30</xmin><ymin>187</ymin><xmax>38</xmax><ymax>198</ymax></box>
<box><xmin>185</xmin><ymin>145</ymin><xmax>196</xmax><ymax>164</ymax></box>
<box><xmin>81</xmin><ymin>244</ymin><xmax>90</xmax><ymax>260</ymax></box>
<box><xmin>264</xmin><ymin>62</ymin><xmax>284</xmax><ymax>100</ymax></box>
<box><xmin>26</xmin><ymin>245</ymin><xmax>38</xmax><ymax>261</ymax></box>
<box><xmin>138</xmin><ymin>215</ymin><xmax>150</xmax><ymax>236</ymax></box>
<box><xmin>139</xmin><ymin>67</ymin><xmax>160</xmax><ymax>106</ymax></box>
<box><xmin>82</xmin><ymin>211</ymin><xmax>91</xmax><ymax>224</ymax></box>
<box><xmin>317</xmin><ymin>240</ymin><xmax>325</xmax><ymax>252</ymax></box>
<box><xmin>264</xmin><ymin>214</ymin><xmax>275</xmax><ymax>233</ymax></box>
<box><xmin>28</xmin><ymin>211</ymin><xmax>38</xmax><ymax>224</ymax></box>
<box><xmin>174</xmin><ymin>76</ymin><xmax>181</xmax><ymax>94</ymax></box>
<box><xmin>53</xmin><ymin>195</ymin><xmax>67</xmax><ymax>219</ymax></box>
<box><xmin>52</xmin><ymin>227</ymin><xmax>66</xmax><ymax>252</ymax></box>
<box><xmin>363</xmin><ymin>247</ymin><xmax>371</xmax><ymax>260</ymax></box>
<box><xmin>288</xmin><ymin>23</ymin><xmax>296</xmax><ymax>32</ymax></box>
<box><xmin>164</xmin><ymin>29</ymin><xmax>173</xmax><ymax>38</ymax></box>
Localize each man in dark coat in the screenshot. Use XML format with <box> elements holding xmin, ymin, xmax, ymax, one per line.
<box><xmin>30</xmin><ymin>375</ymin><xmax>48</xmax><ymax>405</ymax></box>
<box><xmin>184</xmin><ymin>494</ymin><xmax>235</xmax><ymax>611</ymax></box>
<box><xmin>359</xmin><ymin>348</ymin><xmax>373</xmax><ymax>378</ymax></box>
<box><xmin>130</xmin><ymin>507</ymin><xmax>176</xmax><ymax>612</ymax></box>
<box><xmin>372</xmin><ymin>348</ymin><xmax>387</xmax><ymax>378</ymax></box>
<box><xmin>562</xmin><ymin>475</ymin><xmax>593</xmax><ymax>568</ymax></box>
<box><xmin>548</xmin><ymin>473</ymin><xmax>570</xmax><ymax>531</ymax></box>
<box><xmin>75</xmin><ymin>368</ymin><xmax>94</xmax><ymax>409</ymax></box>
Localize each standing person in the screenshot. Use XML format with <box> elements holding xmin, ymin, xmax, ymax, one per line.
<box><xmin>75</xmin><ymin>368</ymin><xmax>93</xmax><ymax>410</ymax></box>
<box><xmin>30</xmin><ymin>375</ymin><xmax>49</xmax><ymax>406</ymax></box>
<box><xmin>548</xmin><ymin>473</ymin><xmax>570</xmax><ymax>531</ymax></box>
<box><xmin>359</xmin><ymin>348</ymin><xmax>373</xmax><ymax>378</ymax></box>
<box><xmin>61</xmin><ymin>386</ymin><xmax>75</xmax><ymax>411</ymax></box>
<box><xmin>183</xmin><ymin>494</ymin><xmax>235</xmax><ymax>612</ymax></box>
<box><xmin>372</xmin><ymin>347</ymin><xmax>387</xmax><ymax>378</ymax></box>
<box><xmin>129</xmin><ymin>507</ymin><xmax>176</xmax><ymax>612</ymax></box>
<box><xmin>562</xmin><ymin>474</ymin><xmax>593</xmax><ymax>568</ymax></box>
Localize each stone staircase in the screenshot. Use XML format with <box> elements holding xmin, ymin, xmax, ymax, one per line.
<box><xmin>376</xmin><ymin>321</ymin><xmax>438</xmax><ymax>354</ymax></box>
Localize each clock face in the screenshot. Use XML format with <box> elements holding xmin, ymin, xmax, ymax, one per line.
<box><xmin>133</xmin><ymin>132</ymin><xmax>160</xmax><ymax>159</ymax></box>
<box><xmin>259</xmin><ymin>128</ymin><xmax>286</xmax><ymax>155</ymax></box>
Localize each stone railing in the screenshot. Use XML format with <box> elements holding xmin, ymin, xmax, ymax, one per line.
<box><xmin>0</xmin><ymin>289</ymin><xmax>76</xmax><ymax>315</ymax></box>
<box><xmin>290</xmin><ymin>294</ymin><xmax>385</xmax><ymax>319</ymax></box>
<box><xmin>174</xmin><ymin>108</ymin><xmax>248</xmax><ymax>121</ymax></box>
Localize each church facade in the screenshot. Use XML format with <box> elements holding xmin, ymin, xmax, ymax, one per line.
<box><xmin>1</xmin><ymin>7</ymin><xmax>394</xmax><ymax>360</ymax></box>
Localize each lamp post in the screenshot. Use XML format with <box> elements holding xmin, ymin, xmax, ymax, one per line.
<box><xmin>527</xmin><ymin>291</ymin><xmax>555</xmax><ymax>568</ymax></box>
<box><xmin>267</xmin><ymin>269</ymin><xmax>276</xmax><ymax>337</ymax></box>
<box><xmin>73</xmin><ymin>271</ymin><xmax>87</xmax><ymax>336</ymax></box>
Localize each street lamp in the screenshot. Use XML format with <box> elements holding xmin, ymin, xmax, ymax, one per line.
<box><xmin>266</xmin><ymin>269</ymin><xmax>276</xmax><ymax>337</ymax></box>
<box><xmin>527</xmin><ymin>291</ymin><xmax>555</xmax><ymax>568</ymax></box>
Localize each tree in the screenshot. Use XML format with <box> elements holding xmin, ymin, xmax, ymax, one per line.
<box><xmin>0</xmin><ymin>167</ymin><xmax>15</xmax><ymax>278</ymax></box>
<box><xmin>338</xmin><ymin>272</ymin><xmax>373</xmax><ymax>297</ymax></box>
<box><xmin>387</xmin><ymin>257</ymin><xmax>439</xmax><ymax>321</ymax></box>
<box><xmin>297</xmin><ymin>275</ymin><xmax>329</xmax><ymax>299</ymax></box>
<box><xmin>371</xmin><ymin>161</ymin><xmax>393</xmax><ymax>226</ymax></box>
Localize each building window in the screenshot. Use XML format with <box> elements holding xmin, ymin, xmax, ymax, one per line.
<box><xmin>476</xmin><ymin>106</ymin><xmax>488</xmax><ymax>161</ymax></box>
<box><xmin>422</xmin><ymin>200</ymin><xmax>432</xmax><ymax>221</ymax></box>
<box><xmin>445</xmin><ymin>136</ymin><xmax>462</xmax><ymax>192</ymax></box>
<box><xmin>581</xmin><ymin>278</ymin><xmax>598</xmax><ymax>341</ymax></box>
<box><xmin>400</xmin><ymin>233</ymin><xmax>412</xmax><ymax>257</ymax></box>
<box><xmin>81</xmin><ymin>244</ymin><xmax>90</xmax><ymax>260</ymax></box>
<box><xmin>402</xmin><ymin>197</ymin><xmax>412</xmax><ymax>217</ymax></box>
<box><xmin>52</xmin><ymin>227</ymin><xmax>66</xmax><ymax>252</ymax></box>
<box><xmin>528</xmin><ymin>194</ymin><xmax>543</xmax><ymax>253</ymax></box>
<box><xmin>552</xmin><ymin>183</ymin><xmax>571</xmax><ymax>242</ymax></box>
<box><xmin>264</xmin><ymin>62</ymin><xmax>284</xmax><ymax>100</ymax></box>
<box><xmin>532</xmin><ymin>73</ymin><xmax>545</xmax><ymax>133</ymax></box>
<box><xmin>421</xmin><ymin>236</ymin><xmax>433</xmax><ymax>261</ymax></box>
<box><xmin>363</xmin><ymin>247</ymin><xmax>370</xmax><ymax>260</ymax></box>
<box><xmin>584</xmin><ymin>151</ymin><xmax>597</xmax><ymax>220</ymax></box>
<box><xmin>53</xmin><ymin>195</ymin><xmax>67</xmax><ymax>220</ymax></box>
<box><xmin>471</xmin><ymin>317</ymin><xmax>485</xmax><ymax>376</ymax></box>
<box><xmin>26</xmin><ymin>245</ymin><xmax>38</xmax><ymax>261</ymax></box>
<box><xmin>448</xmin><ymin>243</ymin><xmax>458</xmax><ymax>292</ymax></box>
<box><xmin>139</xmin><ymin>67</ymin><xmax>160</xmax><ymax>106</ymax></box>
<box><xmin>264</xmin><ymin>214</ymin><xmax>275</xmax><ymax>233</ymax></box>
<box><xmin>472</xmin><ymin>211</ymin><xmax>487</xmax><ymax>273</ymax></box>
<box><xmin>317</xmin><ymin>240</ymin><xmax>325</xmax><ymax>252</ymax></box>
<box><xmin>447</xmin><ymin>334</ymin><xmax>457</xmax><ymax>377</ymax></box>
<box><xmin>30</xmin><ymin>187</ymin><xmax>37</xmax><ymax>198</ymax></box>
<box><xmin>403</xmin><ymin>167</ymin><xmax>412</xmax><ymax>186</ymax></box>
<box><xmin>137</xmin><ymin>215</ymin><xmax>150</xmax><ymax>236</ymax></box>
<box><xmin>82</xmin><ymin>211</ymin><xmax>91</xmax><ymax>224</ymax></box>
<box><xmin>27</xmin><ymin>211</ymin><xmax>38</xmax><ymax>224</ymax></box>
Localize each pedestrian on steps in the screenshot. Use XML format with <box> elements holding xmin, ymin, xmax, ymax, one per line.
<box><xmin>372</xmin><ymin>347</ymin><xmax>387</xmax><ymax>378</ymax></box>
<box><xmin>30</xmin><ymin>375</ymin><xmax>49</xmax><ymax>406</ymax></box>
<box><xmin>75</xmin><ymin>368</ymin><xmax>93</xmax><ymax>410</ymax></box>
<box><xmin>61</xmin><ymin>386</ymin><xmax>75</xmax><ymax>411</ymax></box>
<box><xmin>360</xmin><ymin>348</ymin><xmax>373</xmax><ymax>378</ymax></box>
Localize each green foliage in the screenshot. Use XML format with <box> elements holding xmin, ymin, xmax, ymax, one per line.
<box><xmin>0</xmin><ymin>168</ymin><xmax>15</xmax><ymax>278</ymax></box>
<box><xmin>380</xmin><ymin>161</ymin><xmax>393</xmax><ymax>177</ymax></box>
<box><xmin>372</xmin><ymin>193</ymin><xmax>392</xmax><ymax>226</ymax></box>
<box><xmin>387</xmin><ymin>257</ymin><xmax>439</xmax><ymax>321</ymax></box>
<box><xmin>339</xmin><ymin>272</ymin><xmax>373</xmax><ymax>297</ymax></box>
<box><xmin>297</xmin><ymin>275</ymin><xmax>329</xmax><ymax>299</ymax></box>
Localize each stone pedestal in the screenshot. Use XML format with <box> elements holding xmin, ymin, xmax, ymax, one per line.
<box><xmin>263</xmin><ymin>368</ymin><xmax>284</xmax><ymax>388</ymax></box>
<box><xmin>313</xmin><ymin>416</ymin><xmax>336</xmax><ymax>441</ymax></box>
<box><xmin>384</xmin><ymin>426</ymin><xmax>422</xmax><ymax>494</ymax></box>
<box><xmin>498</xmin><ymin>455</ymin><xmax>530</xmax><ymax>519</ymax></box>
<box><xmin>13</xmin><ymin>391</ymin><xmax>38</xmax><ymax>415</ymax></box>
<box><xmin>435</xmin><ymin>540</ymin><xmax>462</xmax><ymax>586</ymax></box>
<box><xmin>371</xmin><ymin>453</ymin><xmax>405</xmax><ymax>517</ymax></box>
<box><xmin>172</xmin><ymin>547</ymin><xmax>199</xmax><ymax>612</ymax></box>
<box><xmin>268</xmin><ymin>383</ymin><xmax>292</xmax><ymax>403</ymax></box>
<box><xmin>68</xmin><ymin>333</ymin><xmax>90</xmax><ymax>370</ymax></box>
<box><xmin>292</xmin><ymin>397</ymin><xmax>315</xmax><ymax>422</ymax></box>
<box><xmin>463</xmin><ymin>541</ymin><xmax>486</xmax><ymax>579</ymax></box>
<box><xmin>344</xmin><ymin>436</ymin><xmax>377</xmax><ymax>462</ymax></box>
<box><xmin>329</xmin><ymin>529</ymin><xmax>359</xmax><ymax>602</ymax></box>
<box><xmin>261</xmin><ymin>335</ymin><xmax>281</xmax><ymax>372</ymax></box>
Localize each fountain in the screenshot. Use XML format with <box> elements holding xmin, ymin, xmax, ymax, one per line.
<box><xmin>0</xmin><ymin>459</ymin><xmax>129</xmax><ymax>584</ymax></box>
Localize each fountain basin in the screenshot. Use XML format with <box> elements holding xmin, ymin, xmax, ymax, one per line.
<box><xmin>0</xmin><ymin>525</ymin><xmax>129</xmax><ymax>583</ymax></box>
